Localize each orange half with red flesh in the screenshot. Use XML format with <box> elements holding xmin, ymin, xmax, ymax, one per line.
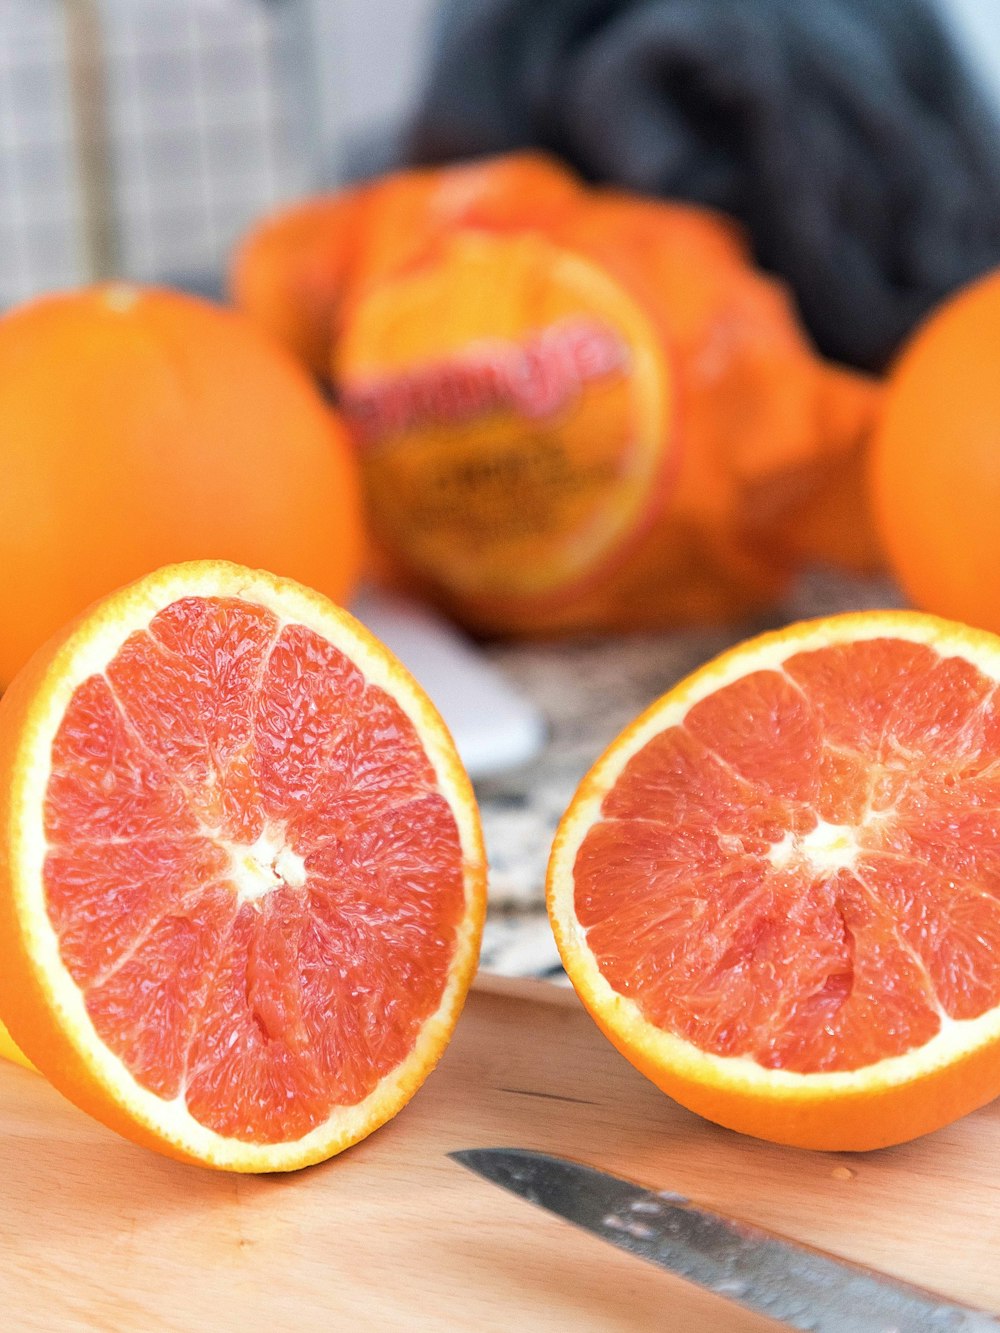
<box><xmin>0</xmin><ymin>562</ymin><xmax>485</xmax><ymax>1171</ymax></box>
<box><xmin>548</xmin><ymin>612</ymin><xmax>1000</xmax><ymax>1150</ymax></box>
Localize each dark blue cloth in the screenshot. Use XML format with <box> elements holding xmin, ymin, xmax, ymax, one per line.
<box><xmin>407</xmin><ymin>0</ymin><xmax>1000</xmax><ymax>371</ymax></box>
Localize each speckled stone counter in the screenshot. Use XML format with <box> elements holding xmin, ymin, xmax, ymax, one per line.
<box><xmin>474</xmin><ymin>568</ymin><xmax>904</xmax><ymax>977</ymax></box>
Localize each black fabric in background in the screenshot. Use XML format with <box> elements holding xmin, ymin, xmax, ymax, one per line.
<box><xmin>406</xmin><ymin>0</ymin><xmax>1000</xmax><ymax>372</ymax></box>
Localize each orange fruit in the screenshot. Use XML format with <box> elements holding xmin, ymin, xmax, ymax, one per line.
<box><xmin>230</xmin><ymin>154</ymin><xmax>582</xmax><ymax>376</ymax></box>
<box><xmin>871</xmin><ymin>266</ymin><xmax>1000</xmax><ymax>629</ymax></box>
<box><xmin>350</xmin><ymin>153</ymin><xmax>583</xmax><ymax>304</ymax></box>
<box><xmin>0</xmin><ymin>1021</ymin><xmax>31</xmax><ymax>1069</ymax></box>
<box><xmin>335</xmin><ymin>191</ymin><xmax>882</xmax><ymax>635</ymax></box>
<box><xmin>230</xmin><ymin>183</ymin><xmax>372</xmax><ymax>376</ymax></box>
<box><xmin>769</xmin><ymin>416</ymin><xmax>885</xmax><ymax>576</ymax></box>
<box><xmin>337</xmin><ymin>225</ymin><xmax>678</xmax><ymax>625</ymax></box>
<box><xmin>0</xmin><ymin>284</ymin><xmax>364</xmax><ymax>689</ymax></box>
<box><xmin>0</xmin><ymin>561</ymin><xmax>486</xmax><ymax>1171</ymax></box>
<box><xmin>547</xmin><ymin>611</ymin><xmax>1000</xmax><ymax>1151</ymax></box>
<box><xmin>234</xmin><ymin>157</ymin><xmax>883</xmax><ymax>632</ymax></box>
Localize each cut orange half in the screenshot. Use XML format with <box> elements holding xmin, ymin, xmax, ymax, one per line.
<box><xmin>0</xmin><ymin>562</ymin><xmax>486</xmax><ymax>1171</ymax></box>
<box><xmin>547</xmin><ymin>611</ymin><xmax>1000</xmax><ymax>1151</ymax></box>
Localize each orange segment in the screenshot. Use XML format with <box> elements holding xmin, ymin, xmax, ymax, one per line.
<box><xmin>547</xmin><ymin>611</ymin><xmax>1000</xmax><ymax>1150</ymax></box>
<box><xmin>0</xmin><ymin>561</ymin><xmax>485</xmax><ymax>1170</ymax></box>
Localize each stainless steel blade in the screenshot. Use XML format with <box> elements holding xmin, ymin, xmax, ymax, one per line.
<box><xmin>450</xmin><ymin>1148</ymin><xmax>999</xmax><ymax>1332</ymax></box>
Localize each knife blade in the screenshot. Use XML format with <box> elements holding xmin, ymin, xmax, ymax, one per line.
<box><xmin>450</xmin><ymin>1148</ymin><xmax>1000</xmax><ymax>1332</ymax></box>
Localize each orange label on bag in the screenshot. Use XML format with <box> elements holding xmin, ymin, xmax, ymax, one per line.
<box><xmin>335</xmin><ymin>232</ymin><xmax>673</xmax><ymax>604</ymax></box>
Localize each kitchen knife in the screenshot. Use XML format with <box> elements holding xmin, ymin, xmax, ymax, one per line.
<box><xmin>450</xmin><ymin>1148</ymin><xmax>999</xmax><ymax>1332</ymax></box>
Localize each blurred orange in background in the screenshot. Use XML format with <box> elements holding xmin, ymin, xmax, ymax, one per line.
<box><xmin>233</xmin><ymin>154</ymin><xmax>883</xmax><ymax>638</ymax></box>
<box><xmin>230</xmin><ymin>153</ymin><xmax>583</xmax><ymax>376</ymax></box>
<box><xmin>0</xmin><ymin>284</ymin><xmax>364</xmax><ymax>687</ymax></box>
<box><xmin>229</xmin><ymin>185</ymin><xmax>371</xmax><ymax>379</ymax></box>
<box><xmin>871</xmin><ymin>266</ymin><xmax>1000</xmax><ymax>636</ymax></box>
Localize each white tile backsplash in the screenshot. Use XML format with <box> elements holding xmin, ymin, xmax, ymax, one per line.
<box><xmin>0</xmin><ymin>0</ymin><xmax>315</xmax><ymax>307</ymax></box>
<box><xmin>2</xmin><ymin>0</ymin><xmax>999</xmax><ymax>311</ymax></box>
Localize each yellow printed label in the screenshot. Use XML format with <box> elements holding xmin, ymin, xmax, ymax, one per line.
<box><xmin>336</xmin><ymin>231</ymin><xmax>672</xmax><ymax>604</ymax></box>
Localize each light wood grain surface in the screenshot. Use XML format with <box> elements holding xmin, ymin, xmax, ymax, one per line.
<box><xmin>1</xmin><ymin>974</ymin><xmax>999</xmax><ymax>1331</ymax></box>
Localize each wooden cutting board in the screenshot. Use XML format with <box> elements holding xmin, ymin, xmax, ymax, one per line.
<box><xmin>2</xmin><ymin>973</ymin><xmax>999</xmax><ymax>1331</ymax></box>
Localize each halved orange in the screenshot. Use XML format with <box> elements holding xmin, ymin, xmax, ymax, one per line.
<box><xmin>547</xmin><ymin>611</ymin><xmax>1000</xmax><ymax>1150</ymax></box>
<box><xmin>0</xmin><ymin>561</ymin><xmax>486</xmax><ymax>1171</ymax></box>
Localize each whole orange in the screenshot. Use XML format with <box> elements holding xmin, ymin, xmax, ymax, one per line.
<box><xmin>871</xmin><ymin>267</ymin><xmax>1000</xmax><ymax>630</ymax></box>
<box><xmin>0</xmin><ymin>284</ymin><xmax>364</xmax><ymax>686</ymax></box>
<box><xmin>335</xmin><ymin>192</ymin><xmax>880</xmax><ymax>636</ymax></box>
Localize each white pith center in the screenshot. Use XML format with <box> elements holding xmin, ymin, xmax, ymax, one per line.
<box><xmin>225</xmin><ymin>825</ymin><xmax>308</xmax><ymax>905</ymax></box>
<box><xmin>767</xmin><ymin>819</ymin><xmax>860</xmax><ymax>874</ymax></box>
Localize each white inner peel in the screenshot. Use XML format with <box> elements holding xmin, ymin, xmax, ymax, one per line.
<box><xmin>222</xmin><ymin>824</ymin><xmax>308</xmax><ymax>906</ymax></box>
<box><xmin>767</xmin><ymin>819</ymin><xmax>861</xmax><ymax>874</ymax></box>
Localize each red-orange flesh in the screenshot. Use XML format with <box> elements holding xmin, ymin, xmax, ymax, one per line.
<box><xmin>575</xmin><ymin>637</ymin><xmax>1000</xmax><ymax>1072</ymax></box>
<box><xmin>43</xmin><ymin>596</ymin><xmax>465</xmax><ymax>1142</ymax></box>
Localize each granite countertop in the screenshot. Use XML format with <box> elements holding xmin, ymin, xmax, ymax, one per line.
<box><xmin>474</xmin><ymin>568</ymin><xmax>904</xmax><ymax>978</ymax></box>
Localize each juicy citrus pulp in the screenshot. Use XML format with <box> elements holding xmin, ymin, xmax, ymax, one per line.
<box><xmin>547</xmin><ymin>612</ymin><xmax>1000</xmax><ymax>1149</ymax></box>
<box><xmin>0</xmin><ymin>562</ymin><xmax>485</xmax><ymax>1170</ymax></box>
